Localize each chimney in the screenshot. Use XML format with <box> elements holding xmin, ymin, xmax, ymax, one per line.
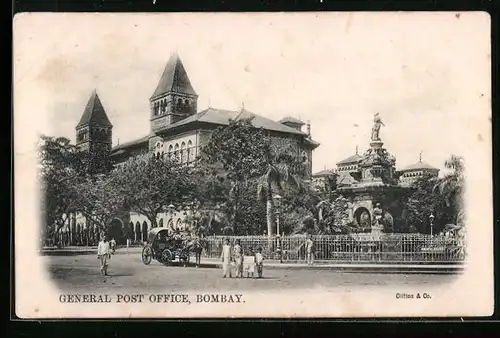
<box><xmin>306</xmin><ymin>121</ymin><xmax>311</xmax><ymax>136</ymax></box>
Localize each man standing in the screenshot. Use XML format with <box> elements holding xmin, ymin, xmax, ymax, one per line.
<box><xmin>233</xmin><ymin>239</ymin><xmax>243</xmax><ymax>278</ymax></box>
<box><xmin>306</xmin><ymin>235</ymin><xmax>314</xmax><ymax>265</ymax></box>
<box><xmin>220</xmin><ymin>238</ymin><xmax>232</xmax><ymax>278</ymax></box>
<box><xmin>110</xmin><ymin>237</ymin><xmax>116</xmax><ymax>254</ymax></box>
<box><xmin>97</xmin><ymin>234</ymin><xmax>111</xmax><ymax>276</ymax></box>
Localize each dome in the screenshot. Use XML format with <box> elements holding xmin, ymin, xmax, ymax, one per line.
<box><xmin>401</xmin><ymin>161</ymin><xmax>439</xmax><ymax>172</ymax></box>
<box><xmin>336</xmin><ymin>153</ymin><xmax>362</xmax><ymax>165</ymax></box>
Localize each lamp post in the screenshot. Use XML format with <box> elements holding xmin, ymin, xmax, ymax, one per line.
<box><xmin>273</xmin><ymin>194</ymin><xmax>283</xmax><ymax>263</ymax></box>
<box><xmin>429</xmin><ymin>213</ymin><xmax>435</xmax><ymax>237</ymax></box>
<box><xmin>273</xmin><ymin>194</ymin><xmax>282</xmax><ymax>236</ymax></box>
<box><xmin>276</xmin><ymin>210</ymin><xmax>281</xmax><ymax>237</ymax></box>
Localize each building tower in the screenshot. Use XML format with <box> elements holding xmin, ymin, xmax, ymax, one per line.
<box><xmin>75</xmin><ymin>90</ymin><xmax>113</xmax><ymax>153</ymax></box>
<box><xmin>150</xmin><ymin>52</ymin><xmax>198</xmax><ymax>131</ymax></box>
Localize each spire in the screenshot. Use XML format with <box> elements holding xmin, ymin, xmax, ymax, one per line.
<box><xmin>76</xmin><ymin>90</ymin><xmax>113</xmax><ymax>128</ymax></box>
<box><xmin>150</xmin><ymin>52</ymin><xmax>197</xmax><ymax>99</ymax></box>
<box><xmin>356</xmin><ymin>145</ymin><xmax>359</xmax><ymax>155</ymax></box>
<box><xmin>419</xmin><ymin>151</ymin><xmax>423</xmax><ymax>163</ymax></box>
<box><xmin>240</xmin><ymin>101</ymin><xmax>245</xmax><ymax>112</ymax></box>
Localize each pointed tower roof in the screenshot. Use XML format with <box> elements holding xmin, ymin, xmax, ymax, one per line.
<box><xmin>150</xmin><ymin>53</ymin><xmax>197</xmax><ymax>99</ymax></box>
<box><xmin>76</xmin><ymin>90</ymin><xmax>113</xmax><ymax>128</ymax></box>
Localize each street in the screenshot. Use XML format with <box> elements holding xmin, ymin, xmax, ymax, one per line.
<box><xmin>45</xmin><ymin>248</ymin><xmax>457</xmax><ymax>293</ymax></box>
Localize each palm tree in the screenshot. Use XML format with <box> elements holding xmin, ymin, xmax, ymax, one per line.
<box><xmin>257</xmin><ymin>152</ymin><xmax>304</xmax><ymax>239</ymax></box>
<box><xmin>433</xmin><ymin>155</ymin><xmax>465</xmax><ymax>223</ymax></box>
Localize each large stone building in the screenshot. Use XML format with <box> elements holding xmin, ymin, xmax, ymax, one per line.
<box><xmin>72</xmin><ymin>52</ymin><xmax>319</xmax><ymax>242</ymax></box>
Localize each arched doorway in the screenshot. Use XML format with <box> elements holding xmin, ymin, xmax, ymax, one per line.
<box><xmin>141</xmin><ymin>221</ymin><xmax>148</xmax><ymax>242</ymax></box>
<box><xmin>128</xmin><ymin>222</ymin><xmax>134</xmax><ymax>240</ymax></box>
<box><xmin>135</xmin><ymin>221</ymin><xmax>141</xmax><ymax>242</ymax></box>
<box><xmin>354</xmin><ymin>207</ymin><xmax>371</xmax><ymax>229</ymax></box>
<box><xmin>108</xmin><ymin>218</ymin><xmax>124</xmax><ymax>244</ymax></box>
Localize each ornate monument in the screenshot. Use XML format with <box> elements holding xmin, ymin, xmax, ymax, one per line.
<box><xmin>337</xmin><ymin>113</ymin><xmax>408</xmax><ymax>235</ymax></box>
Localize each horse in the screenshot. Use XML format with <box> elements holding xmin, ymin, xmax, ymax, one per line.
<box><xmin>184</xmin><ymin>237</ymin><xmax>208</xmax><ymax>267</ymax></box>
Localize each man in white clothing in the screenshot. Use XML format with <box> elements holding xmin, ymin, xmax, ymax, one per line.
<box><xmin>220</xmin><ymin>238</ymin><xmax>232</xmax><ymax>278</ymax></box>
<box><xmin>97</xmin><ymin>235</ymin><xmax>111</xmax><ymax>276</ymax></box>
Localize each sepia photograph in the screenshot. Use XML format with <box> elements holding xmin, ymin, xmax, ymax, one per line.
<box><xmin>13</xmin><ymin>12</ymin><xmax>493</xmax><ymax>318</ymax></box>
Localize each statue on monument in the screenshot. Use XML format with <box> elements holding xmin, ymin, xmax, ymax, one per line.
<box><xmin>371</xmin><ymin>113</ymin><xmax>385</xmax><ymax>141</ymax></box>
<box><xmin>373</xmin><ymin>203</ymin><xmax>383</xmax><ymax>228</ymax></box>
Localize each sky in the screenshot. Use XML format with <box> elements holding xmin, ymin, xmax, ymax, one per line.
<box><xmin>14</xmin><ymin>12</ymin><xmax>491</xmax><ymax>174</ymax></box>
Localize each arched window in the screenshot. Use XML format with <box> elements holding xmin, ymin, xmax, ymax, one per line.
<box><xmin>161</xmin><ymin>100</ymin><xmax>166</xmax><ymax>113</ymax></box>
<box><xmin>167</xmin><ymin>219</ymin><xmax>174</xmax><ymax>230</ymax></box>
<box><xmin>175</xmin><ymin>143</ymin><xmax>180</xmax><ymax>162</ymax></box>
<box><xmin>168</xmin><ymin>145</ymin><xmax>174</xmax><ymax>160</ymax></box>
<box><xmin>181</xmin><ymin>142</ymin><xmax>186</xmax><ymax>163</ymax></box>
<box><xmin>187</xmin><ymin>140</ymin><xmax>193</xmax><ymax>162</ymax></box>
<box><xmin>176</xmin><ymin>219</ymin><xmax>183</xmax><ymax>230</ymax></box>
<box><xmin>159</xmin><ymin>219</ymin><xmax>164</xmax><ymax>227</ymax></box>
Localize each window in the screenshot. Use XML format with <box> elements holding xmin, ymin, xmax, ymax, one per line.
<box><xmin>161</xmin><ymin>100</ymin><xmax>166</xmax><ymax>113</ymax></box>
<box><xmin>187</xmin><ymin>140</ymin><xmax>193</xmax><ymax>162</ymax></box>
<box><xmin>168</xmin><ymin>145</ymin><xmax>174</xmax><ymax>160</ymax></box>
<box><xmin>175</xmin><ymin>143</ymin><xmax>180</xmax><ymax>162</ymax></box>
<box><xmin>181</xmin><ymin>142</ymin><xmax>186</xmax><ymax>163</ymax></box>
<box><xmin>176</xmin><ymin>219</ymin><xmax>182</xmax><ymax>230</ymax></box>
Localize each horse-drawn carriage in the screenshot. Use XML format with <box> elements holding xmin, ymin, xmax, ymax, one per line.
<box><xmin>141</xmin><ymin>228</ymin><xmax>192</xmax><ymax>266</ymax></box>
<box><xmin>141</xmin><ymin>228</ymin><xmax>206</xmax><ymax>266</ymax></box>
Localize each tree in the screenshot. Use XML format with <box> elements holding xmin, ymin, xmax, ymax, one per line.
<box><xmin>314</xmin><ymin>195</ymin><xmax>353</xmax><ymax>234</ymax></box>
<box><xmin>73</xmin><ymin>173</ymin><xmax>125</xmax><ymax>232</ymax></box>
<box><xmin>200</xmin><ymin>117</ymin><xmax>272</xmax><ymax>233</ymax></box>
<box><xmin>277</xmin><ymin>184</ymin><xmax>318</xmax><ymax>235</ymax></box>
<box><xmin>400</xmin><ymin>174</ymin><xmax>451</xmax><ymax>234</ymax></box>
<box><xmin>433</xmin><ymin>155</ymin><xmax>465</xmax><ymax>224</ymax></box>
<box><xmin>316</xmin><ymin>172</ymin><xmax>338</xmax><ymax>201</ymax></box>
<box><xmin>201</xmin><ymin>117</ymin><xmax>271</xmax><ymax>182</ymax></box>
<box><xmin>111</xmin><ymin>155</ymin><xmax>196</xmax><ymax>228</ymax></box>
<box><xmin>257</xmin><ymin>151</ymin><xmax>306</xmax><ymax>238</ymax></box>
<box><xmin>38</xmin><ymin>136</ymin><xmax>84</xmax><ymax>245</ymax></box>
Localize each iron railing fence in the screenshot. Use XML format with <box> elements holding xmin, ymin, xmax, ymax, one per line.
<box><xmin>202</xmin><ymin>234</ymin><xmax>466</xmax><ymax>263</ymax></box>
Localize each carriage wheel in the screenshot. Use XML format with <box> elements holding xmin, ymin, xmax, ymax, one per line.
<box><xmin>161</xmin><ymin>249</ymin><xmax>173</xmax><ymax>266</ymax></box>
<box><xmin>142</xmin><ymin>246</ymin><xmax>152</xmax><ymax>265</ymax></box>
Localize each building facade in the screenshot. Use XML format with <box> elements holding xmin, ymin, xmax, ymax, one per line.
<box><xmin>70</xmin><ymin>52</ymin><xmax>319</xmax><ymax>242</ymax></box>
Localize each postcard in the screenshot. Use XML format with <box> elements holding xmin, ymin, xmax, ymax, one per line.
<box><xmin>13</xmin><ymin>11</ymin><xmax>493</xmax><ymax>318</ymax></box>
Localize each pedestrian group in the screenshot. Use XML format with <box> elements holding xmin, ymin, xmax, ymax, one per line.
<box><xmin>220</xmin><ymin>238</ymin><xmax>264</xmax><ymax>278</ymax></box>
